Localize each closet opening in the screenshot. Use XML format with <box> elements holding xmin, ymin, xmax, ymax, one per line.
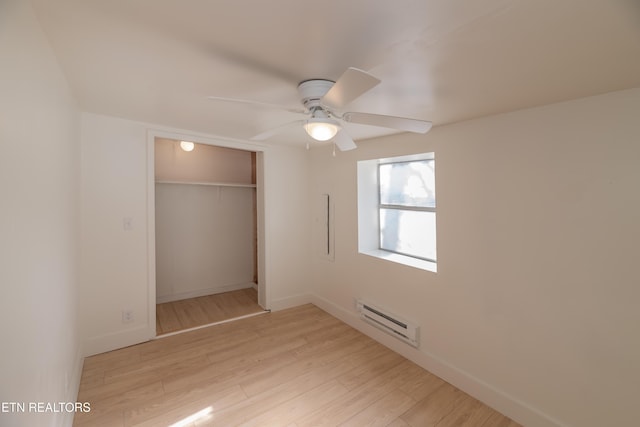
<box><xmin>153</xmin><ymin>137</ymin><xmax>266</xmax><ymax>336</ymax></box>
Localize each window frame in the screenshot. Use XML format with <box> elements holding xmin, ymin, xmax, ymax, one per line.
<box><xmin>357</xmin><ymin>152</ymin><xmax>437</xmax><ymax>273</ymax></box>
<box><xmin>377</xmin><ymin>159</ymin><xmax>437</xmax><ymax>263</ymax></box>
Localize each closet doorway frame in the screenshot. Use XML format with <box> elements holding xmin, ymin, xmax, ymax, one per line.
<box><xmin>146</xmin><ymin>129</ymin><xmax>269</xmax><ymax>339</ymax></box>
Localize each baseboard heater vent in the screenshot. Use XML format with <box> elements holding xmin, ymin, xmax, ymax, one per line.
<box><xmin>356</xmin><ymin>299</ymin><xmax>419</xmax><ymax>348</ymax></box>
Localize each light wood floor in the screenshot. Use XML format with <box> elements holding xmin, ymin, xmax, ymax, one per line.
<box><xmin>75</xmin><ymin>304</ymin><xmax>522</xmax><ymax>427</ymax></box>
<box><xmin>156</xmin><ymin>288</ymin><xmax>264</xmax><ymax>335</ymax></box>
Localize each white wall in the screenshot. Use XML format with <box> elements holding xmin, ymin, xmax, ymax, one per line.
<box><xmin>261</xmin><ymin>145</ymin><xmax>313</xmax><ymax>310</ymax></box>
<box><xmin>79</xmin><ymin>114</ymin><xmax>151</xmax><ymax>355</ymax></box>
<box><xmin>155</xmin><ymin>184</ymin><xmax>255</xmax><ymax>302</ymax></box>
<box><xmin>154</xmin><ymin>138</ymin><xmax>254</xmax><ymax>184</ymax></box>
<box><xmin>0</xmin><ymin>1</ymin><xmax>82</xmax><ymax>426</ymax></box>
<box><xmin>79</xmin><ymin>113</ymin><xmax>311</xmax><ymax>355</ymax></box>
<box><xmin>308</xmin><ymin>89</ymin><xmax>640</xmax><ymax>427</ymax></box>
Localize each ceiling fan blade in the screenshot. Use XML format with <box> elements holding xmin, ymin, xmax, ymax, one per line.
<box><xmin>321</xmin><ymin>68</ymin><xmax>381</xmax><ymax>110</ymax></box>
<box><xmin>207</xmin><ymin>96</ymin><xmax>306</xmax><ymax>114</ymax></box>
<box><xmin>251</xmin><ymin>120</ymin><xmax>306</xmax><ymax>141</ymax></box>
<box><xmin>343</xmin><ymin>112</ymin><xmax>432</xmax><ymax>134</ymax></box>
<box><xmin>333</xmin><ymin>130</ymin><xmax>357</xmax><ymax>151</ymax></box>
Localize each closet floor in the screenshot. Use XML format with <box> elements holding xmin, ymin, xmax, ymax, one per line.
<box><xmin>156</xmin><ymin>287</ymin><xmax>264</xmax><ymax>336</ymax></box>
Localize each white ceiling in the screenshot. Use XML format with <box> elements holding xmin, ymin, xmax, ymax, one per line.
<box><xmin>32</xmin><ymin>0</ymin><xmax>640</xmax><ymax>146</ymax></box>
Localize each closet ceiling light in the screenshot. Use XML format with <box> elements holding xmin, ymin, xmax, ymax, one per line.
<box><xmin>180</xmin><ymin>141</ymin><xmax>195</xmax><ymax>152</ymax></box>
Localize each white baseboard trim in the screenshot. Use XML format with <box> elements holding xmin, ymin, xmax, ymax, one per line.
<box><xmin>83</xmin><ymin>324</ymin><xmax>152</xmax><ymax>357</ymax></box>
<box><xmin>156</xmin><ymin>282</ymin><xmax>255</xmax><ymax>304</ymax></box>
<box><xmin>64</xmin><ymin>344</ymin><xmax>85</xmax><ymax>427</ymax></box>
<box><xmin>268</xmin><ymin>293</ymin><xmax>313</xmax><ymax>311</ymax></box>
<box><xmin>309</xmin><ymin>293</ymin><xmax>566</xmax><ymax>427</ymax></box>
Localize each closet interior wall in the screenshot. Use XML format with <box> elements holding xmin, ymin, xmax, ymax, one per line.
<box><xmin>154</xmin><ymin>138</ymin><xmax>257</xmax><ymax>304</ymax></box>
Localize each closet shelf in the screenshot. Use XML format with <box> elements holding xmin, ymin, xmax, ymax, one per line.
<box><xmin>156</xmin><ymin>180</ymin><xmax>256</xmax><ymax>188</ymax></box>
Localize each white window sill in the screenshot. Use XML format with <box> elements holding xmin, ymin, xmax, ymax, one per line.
<box><xmin>360</xmin><ymin>249</ymin><xmax>437</xmax><ymax>273</ymax></box>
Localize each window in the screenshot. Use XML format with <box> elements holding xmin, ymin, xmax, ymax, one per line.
<box><xmin>358</xmin><ymin>153</ymin><xmax>436</xmax><ymax>272</ymax></box>
<box><xmin>379</xmin><ymin>159</ymin><xmax>436</xmax><ymax>262</ymax></box>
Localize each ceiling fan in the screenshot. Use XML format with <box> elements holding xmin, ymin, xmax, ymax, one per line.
<box><xmin>208</xmin><ymin>67</ymin><xmax>432</xmax><ymax>151</ymax></box>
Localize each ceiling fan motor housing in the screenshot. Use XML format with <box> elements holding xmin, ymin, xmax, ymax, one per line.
<box><xmin>298</xmin><ymin>79</ymin><xmax>334</xmax><ymax>110</ymax></box>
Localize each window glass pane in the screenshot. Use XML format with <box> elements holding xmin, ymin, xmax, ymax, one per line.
<box><xmin>379</xmin><ymin>160</ymin><xmax>435</xmax><ymax>208</ymax></box>
<box><xmin>380</xmin><ymin>209</ymin><xmax>436</xmax><ymax>261</ymax></box>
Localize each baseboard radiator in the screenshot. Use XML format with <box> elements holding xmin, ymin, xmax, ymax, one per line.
<box><xmin>356</xmin><ymin>299</ymin><xmax>419</xmax><ymax>348</ymax></box>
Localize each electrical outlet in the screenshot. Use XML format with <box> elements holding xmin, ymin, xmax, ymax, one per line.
<box><xmin>122</xmin><ymin>309</ymin><xmax>134</xmax><ymax>323</ymax></box>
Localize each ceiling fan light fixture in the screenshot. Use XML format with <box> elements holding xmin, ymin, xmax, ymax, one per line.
<box><xmin>304</xmin><ymin>118</ymin><xmax>340</xmax><ymax>141</ymax></box>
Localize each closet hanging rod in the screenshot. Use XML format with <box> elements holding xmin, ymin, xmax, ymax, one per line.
<box><xmin>155</xmin><ymin>180</ymin><xmax>256</xmax><ymax>188</ymax></box>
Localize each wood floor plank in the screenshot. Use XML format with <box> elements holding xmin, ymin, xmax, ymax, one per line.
<box><xmin>207</xmin><ymin>334</ymin><xmax>308</xmax><ymax>368</ymax></box>
<box><xmin>397</xmin><ymin>368</ymin><xmax>447</xmax><ymax>401</ymax></box>
<box><xmin>162</xmin><ymin>346</ymin><xmax>298</xmax><ymax>395</ymax></box>
<box><xmin>240</xmin><ymin>380</ymin><xmax>349</xmax><ymax>427</ymax></box>
<box><xmin>481</xmin><ymin>411</ymin><xmax>523</xmax><ymax>427</ymax></box>
<box><xmin>73</xmin><ymin>304</ymin><xmax>521</xmax><ymax>427</ymax></box>
<box><xmin>104</xmin><ymin>352</ymin><xmax>209</xmax><ymax>385</ymax></box>
<box><xmin>386</xmin><ymin>418</ymin><xmax>412</xmax><ymax>427</ymax></box>
<box><xmin>400</xmin><ymin>382</ymin><xmax>467</xmax><ymax>427</ymax></box>
<box><xmin>238</xmin><ymin>352</ymin><xmax>335</xmax><ymax>397</ymax></box>
<box><xmin>199</xmin><ymin>370</ymin><xmax>330</xmax><ymax>425</ymax></box>
<box><xmin>336</xmin><ymin>345</ymin><xmax>406</xmax><ymax>391</ymax></box>
<box><xmin>124</xmin><ymin>384</ymin><xmax>247</xmax><ymax>427</ymax></box>
<box><xmin>155</xmin><ymin>302</ymin><xmax>181</xmax><ymax>334</ymax></box>
<box><xmin>73</xmin><ymin>409</ymin><xmax>124</xmax><ymax>427</ymax></box>
<box><xmin>79</xmin><ymin>381</ymin><xmax>165</xmax><ymax>421</ymax></box>
<box><xmin>295</xmin><ymin>359</ymin><xmax>422</xmax><ymax>426</ymax></box>
<box><xmin>338</xmin><ymin>389</ymin><xmax>416</xmax><ymax>427</ymax></box>
<box><xmin>78</xmin><ymin>369</ymin><xmax>105</xmax><ymax>391</ymax></box>
<box><xmin>156</xmin><ymin>287</ymin><xmax>264</xmax><ymax>335</ymax></box>
<box><xmin>172</xmin><ymin>298</ymin><xmax>211</xmax><ymax>329</ymax></box>
<box><xmin>82</xmin><ymin>344</ymin><xmax>141</xmax><ymax>374</ymax></box>
<box><xmin>79</xmin><ymin>372</ymin><xmax>163</xmax><ymax>405</ymax></box>
<box><xmin>291</xmin><ymin>323</ymin><xmax>363</xmax><ymax>358</ymax></box>
<box><xmin>435</xmin><ymin>393</ymin><xmax>494</xmax><ymax>427</ymax></box>
<box><xmin>140</xmin><ymin>324</ymin><xmax>260</xmax><ymax>362</ymax></box>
